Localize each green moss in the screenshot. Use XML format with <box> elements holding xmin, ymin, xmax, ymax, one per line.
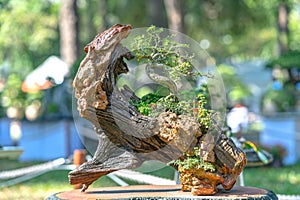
<box><xmin>130</xmin><ymin>93</ymin><xmax>164</xmax><ymax>116</ymax></box>
<box><xmin>169</xmin><ymin>147</ymin><xmax>216</xmax><ymax>172</ymax></box>
<box><xmin>131</xmin><ymin>87</ymin><xmax>213</xmax><ymax>136</ymax></box>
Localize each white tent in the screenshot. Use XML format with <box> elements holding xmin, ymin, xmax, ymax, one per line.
<box><xmin>22</xmin><ymin>56</ymin><xmax>69</xmax><ymax>93</ymax></box>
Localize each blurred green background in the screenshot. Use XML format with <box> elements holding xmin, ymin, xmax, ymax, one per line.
<box><xmin>1</xmin><ymin>0</ymin><xmax>300</xmax><ymax>116</ymax></box>
<box><xmin>1</xmin><ymin>0</ymin><xmax>300</xmax><ymax>199</ymax></box>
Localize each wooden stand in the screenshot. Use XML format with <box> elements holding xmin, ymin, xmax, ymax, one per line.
<box><xmin>46</xmin><ymin>185</ymin><xmax>278</xmax><ymax>200</ymax></box>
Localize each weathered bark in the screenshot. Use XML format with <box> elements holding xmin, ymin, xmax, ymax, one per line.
<box><xmin>70</xmin><ymin>24</ymin><xmax>246</xmax><ymax>195</ymax></box>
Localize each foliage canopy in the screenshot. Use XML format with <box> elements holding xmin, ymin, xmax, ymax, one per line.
<box><xmin>266</xmin><ymin>50</ymin><xmax>300</xmax><ymax>69</ymax></box>
<box><xmin>1</xmin><ymin>0</ymin><xmax>300</xmax><ymax>118</ymax></box>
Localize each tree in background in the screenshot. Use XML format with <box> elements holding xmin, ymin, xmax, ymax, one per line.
<box><xmin>0</xmin><ymin>0</ymin><xmax>59</xmax><ymax>75</ymax></box>
<box><xmin>261</xmin><ymin>0</ymin><xmax>300</xmax><ymax>113</ymax></box>
<box><xmin>59</xmin><ymin>0</ymin><xmax>79</xmax><ymax>67</ymax></box>
<box><xmin>164</xmin><ymin>0</ymin><xmax>184</xmax><ymax>33</ymax></box>
<box><xmin>0</xmin><ymin>0</ymin><xmax>59</xmax><ymax>118</ymax></box>
<box><xmin>74</xmin><ymin>0</ymin><xmax>300</xmax><ymax>62</ymax></box>
<box><xmin>277</xmin><ymin>1</ymin><xmax>290</xmax><ymax>55</ymax></box>
<box><xmin>147</xmin><ymin>0</ymin><xmax>167</xmax><ymax>27</ymax></box>
<box><xmin>1</xmin><ymin>0</ymin><xmax>300</xmax><ymax>118</ymax></box>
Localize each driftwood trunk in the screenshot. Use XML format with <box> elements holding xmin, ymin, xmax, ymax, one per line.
<box><xmin>69</xmin><ymin>24</ymin><xmax>246</xmax><ymax>194</ymax></box>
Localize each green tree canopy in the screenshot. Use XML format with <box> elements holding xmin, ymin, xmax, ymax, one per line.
<box><xmin>0</xmin><ymin>0</ymin><xmax>59</xmax><ymax>118</ymax></box>
<box><xmin>266</xmin><ymin>50</ymin><xmax>300</xmax><ymax>69</ymax></box>
<box><xmin>0</xmin><ymin>0</ymin><xmax>59</xmax><ymax>77</ymax></box>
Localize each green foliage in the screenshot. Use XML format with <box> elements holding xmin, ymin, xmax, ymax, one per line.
<box><xmin>1</xmin><ymin>74</ymin><xmax>25</xmax><ymax>108</ymax></box>
<box><xmin>0</xmin><ymin>0</ymin><xmax>59</xmax><ymax>74</ymax></box>
<box><xmin>100</xmin><ymin>0</ymin><xmax>148</xmax><ymax>29</ymax></box>
<box><xmin>184</xmin><ymin>0</ymin><xmax>280</xmax><ymax>59</ymax></box>
<box><xmin>129</xmin><ymin>25</ymin><xmax>214</xmax><ymax>130</ymax></box>
<box><xmin>263</xmin><ymin>50</ymin><xmax>300</xmax><ymax>113</ymax></box>
<box><xmin>195</xmin><ymin>93</ymin><xmax>213</xmax><ymax>132</ymax></box>
<box><xmin>139</xmin><ymin>93</ymin><xmax>164</xmax><ymax>105</ymax></box>
<box><xmin>289</xmin><ymin>8</ymin><xmax>300</xmax><ymax>51</ymax></box>
<box><xmin>261</xmin><ymin>84</ymin><xmax>296</xmax><ymax>112</ymax></box>
<box><xmin>155</xmin><ymin>95</ymin><xmax>188</xmax><ymax>116</ymax></box>
<box><xmin>169</xmin><ymin>147</ymin><xmax>216</xmax><ymax>172</ymax></box>
<box><xmin>0</xmin><ymin>0</ymin><xmax>59</xmax><ymax>118</ymax></box>
<box><xmin>0</xmin><ymin>74</ymin><xmax>42</xmax><ymax>110</ymax></box>
<box><xmin>95</xmin><ymin>0</ymin><xmax>300</xmax><ymax>61</ymax></box>
<box><xmin>132</xmin><ymin>87</ymin><xmax>214</xmax><ymax>134</ymax></box>
<box><xmin>266</xmin><ymin>50</ymin><xmax>300</xmax><ymax>69</ymax></box>
<box><xmin>130</xmin><ymin>25</ymin><xmax>195</xmax><ymax>82</ymax></box>
<box><xmin>217</xmin><ymin>64</ymin><xmax>251</xmax><ymax>104</ymax></box>
<box><xmin>2</xmin><ymin>0</ymin><xmax>300</xmax><ymax>120</ymax></box>
<box><xmin>131</xmin><ymin>93</ymin><xmax>164</xmax><ymax>116</ymax></box>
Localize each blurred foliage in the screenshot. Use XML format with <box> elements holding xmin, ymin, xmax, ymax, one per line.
<box><xmin>266</xmin><ymin>50</ymin><xmax>300</xmax><ymax>69</ymax></box>
<box><xmin>1</xmin><ymin>73</ymin><xmax>43</xmax><ymax>111</ymax></box>
<box><xmin>261</xmin><ymin>83</ymin><xmax>297</xmax><ymax>113</ymax></box>
<box><xmin>217</xmin><ymin>64</ymin><xmax>251</xmax><ymax>106</ymax></box>
<box><xmin>77</xmin><ymin>0</ymin><xmax>300</xmax><ymax>61</ymax></box>
<box><xmin>261</xmin><ymin>1</ymin><xmax>300</xmax><ymax>113</ymax></box>
<box><xmin>0</xmin><ymin>0</ymin><xmax>59</xmax><ymax>118</ymax></box>
<box><xmin>2</xmin><ymin>0</ymin><xmax>300</xmax><ymax>72</ymax></box>
<box><xmin>0</xmin><ymin>0</ymin><xmax>59</xmax><ymax>75</ymax></box>
<box><xmin>263</xmin><ymin>50</ymin><xmax>300</xmax><ymax>113</ymax></box>
<box><xmin>184</xmin><ymin>0</ymin><xmax>278</xmax><ymax>59</ymax></box>
<box><xmin>1</xmin><ymin>0</ymin><xmax>300</xmax><ymax>118</ymax></box>
<box><xmin>1</xmin><ymin>74</ymin><xmax>25</xmax><ymax>108</ymax></box>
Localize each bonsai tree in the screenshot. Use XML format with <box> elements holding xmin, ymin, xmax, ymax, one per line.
<box><xmin>70</xmin><ymin>24</ymin><xmax>246</xmax><ymax>195</ymax></box>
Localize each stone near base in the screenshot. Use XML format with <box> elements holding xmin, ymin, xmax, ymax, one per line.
<box><xmin>47</xmin><ymin>185</ymin><xmax>278</xmax><ymax>200</ymax></box>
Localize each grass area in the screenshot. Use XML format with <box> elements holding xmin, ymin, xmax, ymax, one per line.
<box><xmin>0</xmin><ymin>159</ymin><xmax>299</xmax><ymax>199</ymax></box>
<box><xmin>1</xmin><ymin>170</ymin><xmax>73</xmax><ymax>200</ymax></box>
<box><xmin>244</xmin><ymin>163</ymin><xmax>300</xmax><ymax>195</ymax></box>
<box><xmin>0</xmin><ymin>160</ymin><xmax>119</xmax><ymax>200</ymax></box>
